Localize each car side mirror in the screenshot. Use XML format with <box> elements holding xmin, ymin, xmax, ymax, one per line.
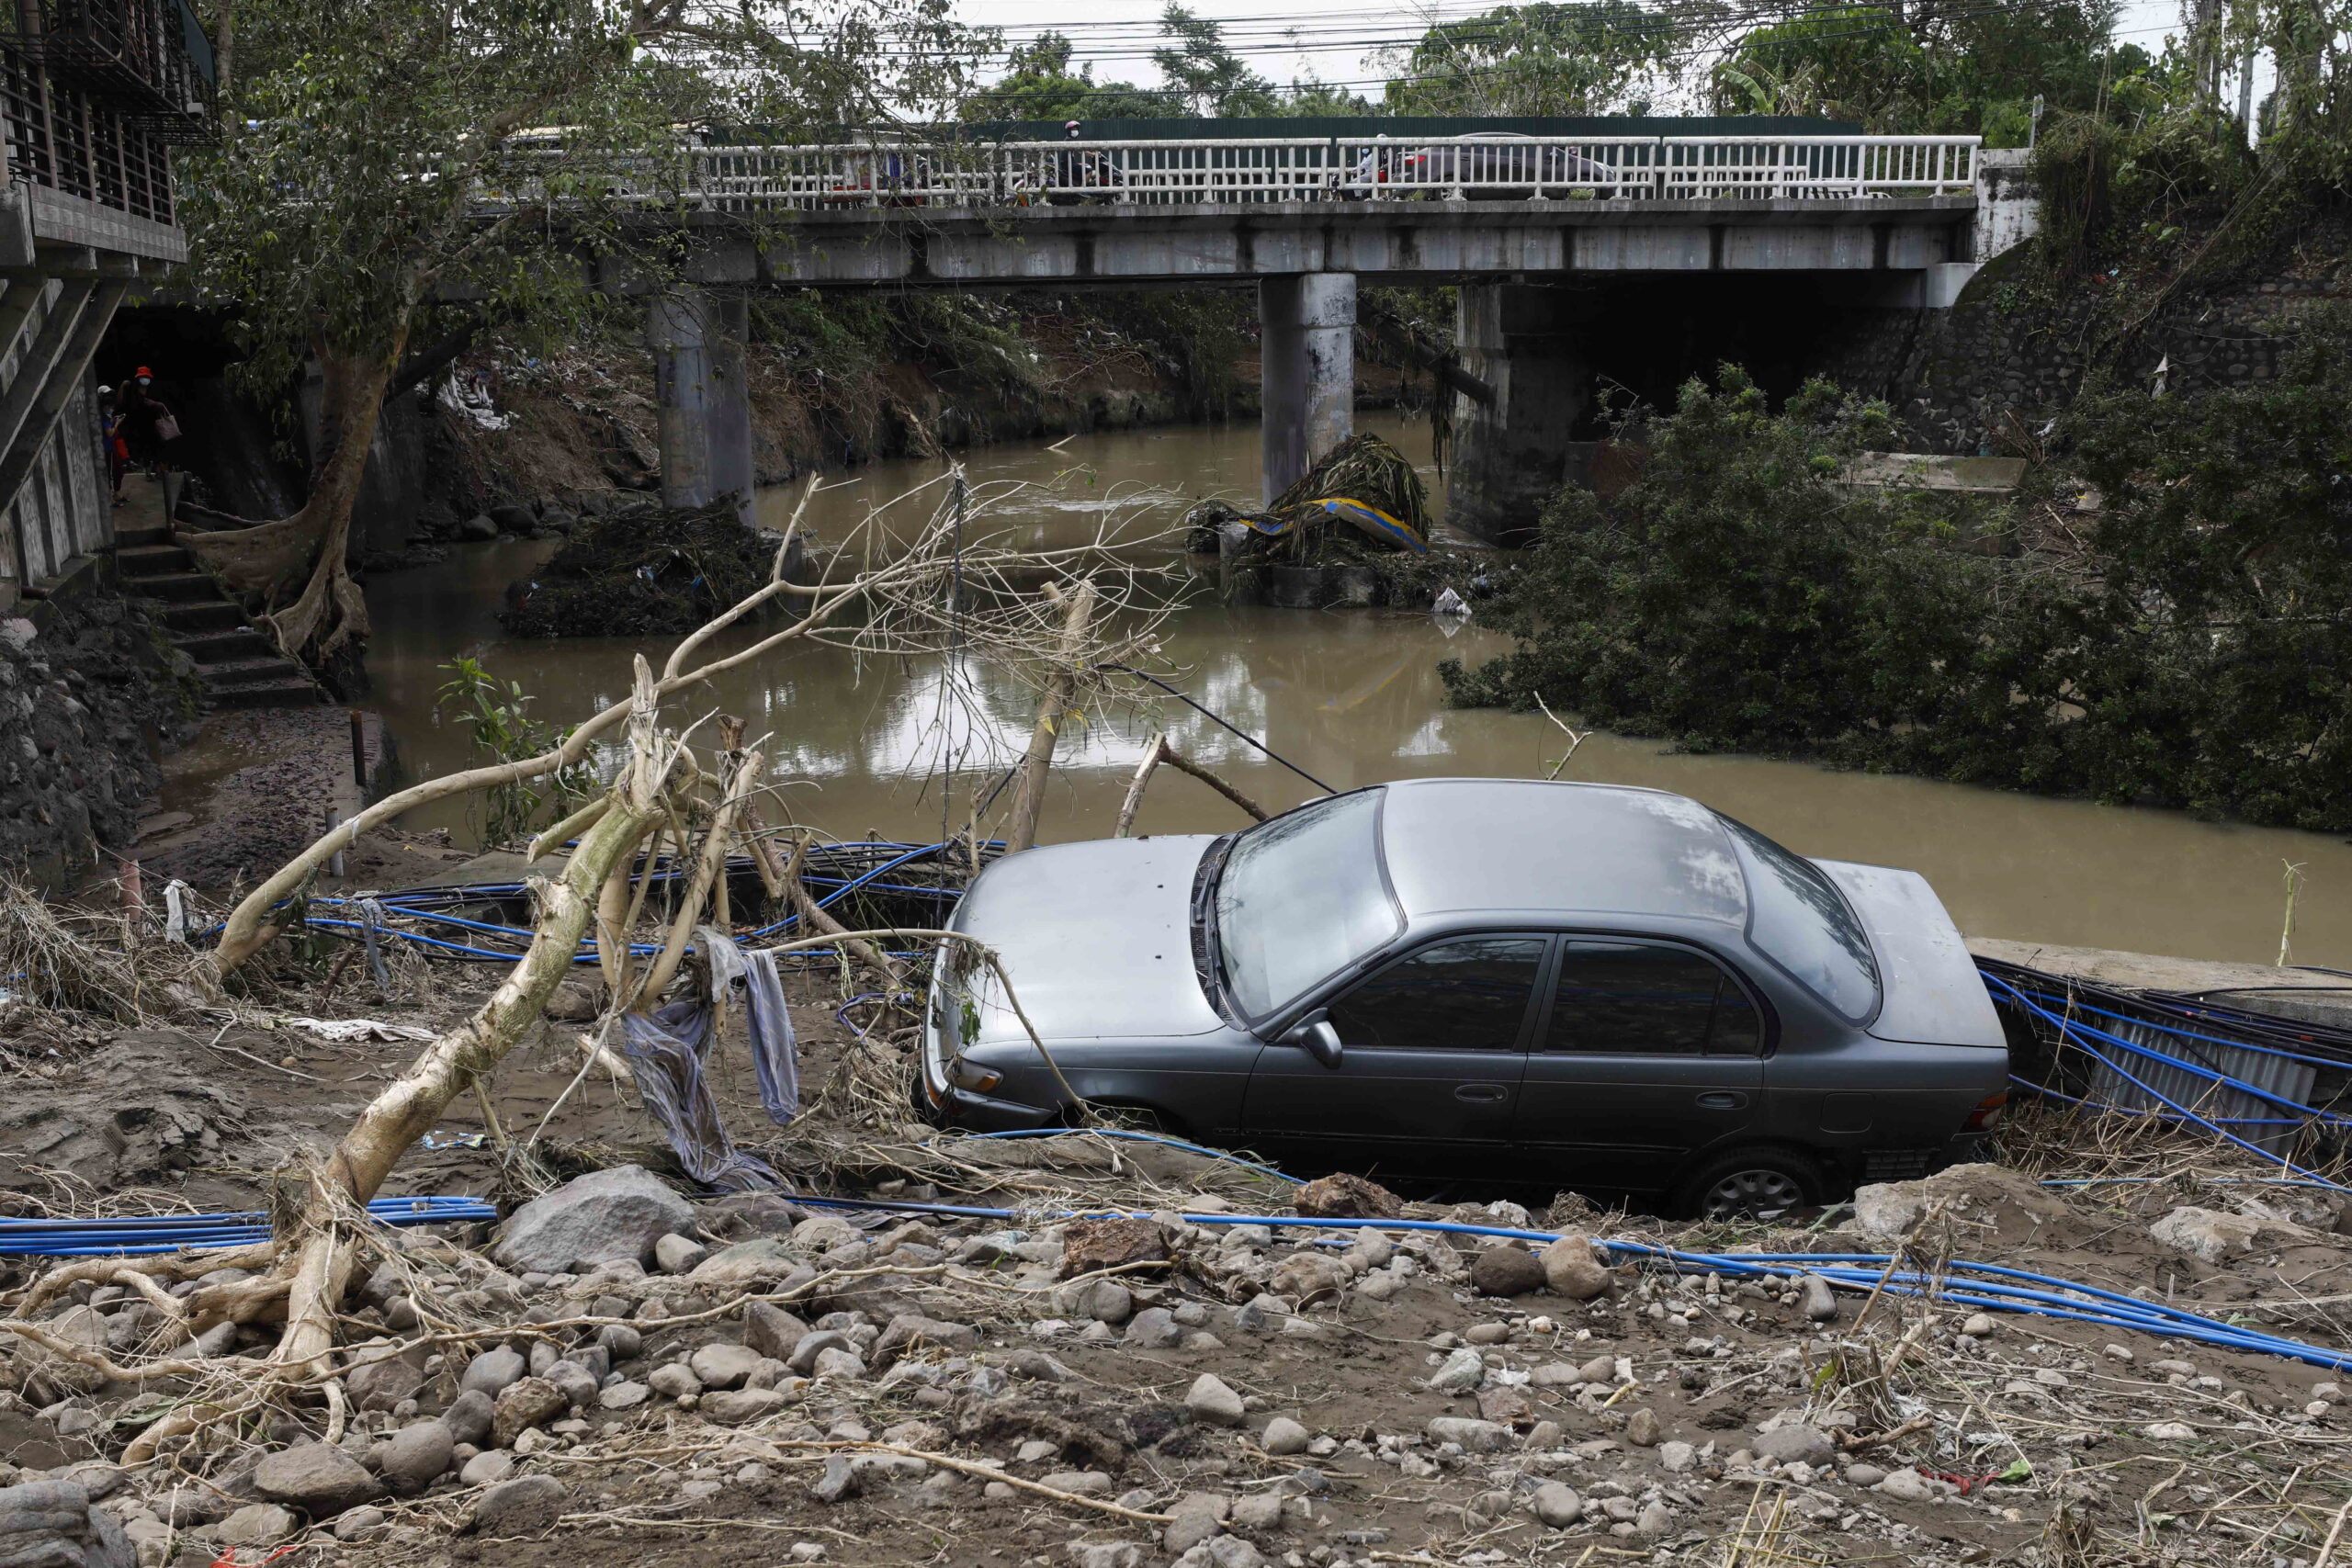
<box><xmin>1280</xmin><ymin>1009</ymin><xmax>1343</xmax><ymax>1069</ymax></box>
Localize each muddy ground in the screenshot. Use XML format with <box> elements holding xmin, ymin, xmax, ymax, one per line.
<box><xmin>5</xmin><ymin>889</ymin><xmax>2352</xmax><ymax>1568</ymax></box>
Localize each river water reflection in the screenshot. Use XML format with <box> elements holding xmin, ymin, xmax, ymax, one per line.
<box><xmin>361</xmin><ymin>414</ymin><xmax>2352</xmax><ymax>968</ymax></box>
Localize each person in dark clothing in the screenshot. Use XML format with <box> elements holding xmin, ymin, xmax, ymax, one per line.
<box><xmin>120</xmin><ymin>366</ymin><xmax>180</xmax><ymax>474</ymax></box>
<box><xmin>97</xmin><ymin>385</ymin><xmax>128</xmax><ymax>503</ymax></box>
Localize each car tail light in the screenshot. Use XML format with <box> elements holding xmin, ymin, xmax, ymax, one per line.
<box><xmin>950</xmin><ymin>1058</ymin><xmax>1002</xmax><ymax>1095</ymax></box>
<box><xmin>1963</xmin><ymin>1091</ymin><xmax>2007</xmax><ymax>1132</ymax></box>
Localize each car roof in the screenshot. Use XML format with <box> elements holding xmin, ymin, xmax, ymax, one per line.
<box><xmin>1375</xmin><ymin>779</ymin><xmax>1748</xmax><ymax>929</ymax></box>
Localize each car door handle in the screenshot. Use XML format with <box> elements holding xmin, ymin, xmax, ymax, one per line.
<box><xmin>1454</xmin><ymin>1083</ymin><xmax>1510</xmax><ymax>1103</ymax></box>
<box><xmin>1695</xmin><ymin>1091</ymin><xmax>1750</xmax><ymax>1110</ymax></box>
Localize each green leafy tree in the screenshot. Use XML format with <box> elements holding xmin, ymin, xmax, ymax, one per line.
<box><xmin>180</xmin><ymin>0</ymin><xmax>987</xmax><ymax>683</ymax></box>
<box><xmin>1383</xmin><ymin>2</ymin><xmax>1676</xmax><ymax>117</ymax></box>
<box><xmin>1711</xmin><ymin>0</ymin><xmax>2127</xmax><ymax>139</ymax></box>
<box><xmin>1152</xmin><ymin>4</ymin><xmax>1277</xmax><ymax>117</ymax></box>
<box><xmin>961</xmin><ymin>31</ymin><xmax>1177</xmax><ymax>120</ymax></box>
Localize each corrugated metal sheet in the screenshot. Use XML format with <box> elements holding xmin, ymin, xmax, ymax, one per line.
<box><xmin>2081</xmin><ymin>1002</ymin><xmax>2319</xmax><ymax>1156</ymax></box>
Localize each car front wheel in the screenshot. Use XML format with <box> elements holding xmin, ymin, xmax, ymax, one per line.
<box><xmin>1672</xmin><ymin>1146</ymin><xmax>1821</xmax><ymax>1221</ymax></box>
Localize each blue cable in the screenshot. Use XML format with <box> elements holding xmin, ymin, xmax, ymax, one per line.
<box><xmin>777</xmin><ymin>1190</ymin><xmax>2352</xmax><ymax>1371</ymax></box>
<box><xmin>1988</xmin><ymin>973</ymin><xmax>2352</xmax><ymax>1190</ymax></box>
<box><xmin>0</xmin><ymin>1197</ymin><xmax>497</xmax><ymax>1257</ymax></box>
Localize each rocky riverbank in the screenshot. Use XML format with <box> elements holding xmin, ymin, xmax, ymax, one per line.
<box><xmin>3</xmin><ymin>926</ymin><xmax>2348</xmax><ymax>1568</ymax></box>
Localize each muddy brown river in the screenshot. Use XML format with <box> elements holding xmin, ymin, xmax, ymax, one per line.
<box><xmin>360</xmin><ymin>414</ymin><xmax>2352</xmax><ymax>969</ymax></box>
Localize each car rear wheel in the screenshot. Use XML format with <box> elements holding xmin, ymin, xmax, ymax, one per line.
<box><xmin>1673</xmin><ymin>1147</ymin><xmax>1822</xmax><ymax>1221</ymax></box>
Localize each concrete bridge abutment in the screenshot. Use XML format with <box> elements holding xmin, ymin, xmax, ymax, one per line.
<box><xmin>1259</xmin><ymin>273</ymin><xmax>1355</xmax><ymax>504</ymax></box>
<box><xmin>647</xmin><ymin>288</ymin><xmax>756</xmax><ymax>526</ymax></box>
<box><xmin>1446</xmin><ymin>283</ymin><xmax>1597</xmax><ymax>547</ymax></box>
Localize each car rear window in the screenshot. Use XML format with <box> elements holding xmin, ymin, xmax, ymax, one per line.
<box><xmin>1714</xmin><ymin>815</ymin><xmax>1881</xmax><ymax>1021</ymax></box>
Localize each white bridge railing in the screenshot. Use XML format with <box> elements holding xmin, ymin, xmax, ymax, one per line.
<box><xmin>672</xmin><ymin>133</ymin><xmax>1979</xmax><ymax>212</ymax></box>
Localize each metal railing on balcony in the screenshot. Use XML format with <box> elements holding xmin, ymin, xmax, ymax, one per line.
<box><xmin>606</xmin><ymin>132</ymin><xmax>1981</xmax><ymax>214</ymax></box>
<box><xmin>0</xmin><ymin>0</ymin><xmax>210</xmax><ymax>231</ymax></box>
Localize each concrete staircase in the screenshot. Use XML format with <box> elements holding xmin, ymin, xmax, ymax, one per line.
<box><xmin>116</xmin><ymin>496</ymin><xmax>324</xmax><ymax>710</ymax></box>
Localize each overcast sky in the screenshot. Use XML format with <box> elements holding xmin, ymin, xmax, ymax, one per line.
<box><xmin>954</xmin><ymin>0</ymin><xmax>2207</xmax><ymax>107</ymax></box>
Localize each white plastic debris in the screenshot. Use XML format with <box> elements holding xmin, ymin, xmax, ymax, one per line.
<box><xmin>162</xmin><ymin>879</ymin><xmax>197</xmax><ymax>945</ymax></box>
<box><xmin>284</xmin><ymin>1017</ymin><xmax>437</xmax><ymax>1043</ymax></box>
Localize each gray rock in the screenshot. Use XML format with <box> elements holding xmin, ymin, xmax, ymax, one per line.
<box><xmin>218</xmin><ymin>1504</ymin><xmax>300</xmax><ymax>1548</ymax></box>
<box><xmin>874</xmin><ymin>1314</ymin><xmax>978</xmax><ymax>1364</ymax></box>
<box><xmin>344</xmin><ymin>1338</ymin><xmax>428</xmax><ymax>1410</ymax></box>
<box><xmin>1427</xmin><ymin>1346</ymin><xmax>1487</xmax><ymax>1393</ymax></box>
<box><xmin>461</xmin><ymin>1346</ymin><xmax>527</xmax><ymax>1398</ymax></box>
<box><xmin>1261</xmin><ymin>1416</ymin><xmax>1309</xmax><ymax>1455</ymax></box>
<box><xmin>331</xmin><ymin>1505</ymin><xmax>387</xmax><ymax>1541</ymax></box>
<box><xmin>744</xmin><ymin>1303</ymin><xmax>810</xmax><ymax>1362</ymax></box>
<box><xmin>457</xmin><ymin>513</ymin><xmax>500</xmax><ymax>543</ymax></box>
<box><xmin>1068</xmin><ymin>1544</ymin><xmax>1144</xmax><ymax>1568</ymax></box>
<box><xmin>459</xmin><ymin>1450</ymin><xmax>517</xmax><ymax>1487</ymax></box>
<box><xmin>443</xmin><ymin>1388</ymin><xmax>495</xmax><ymax>1448</ymax></box>
<box><xmin>0</xmin><ymin>1479</ymin><xmax>135</xmax><ymax>1568</ymax></box>
<box><xmin>491</xmin><ymin>1377</ymin><xmax>571</xmax><ymax>1448</ymax></box>
<box><xmin>1637</xmin><ymin>1501</ymin><xmax>1671</xmax><ymax>1537</ymax></box>
<box><xmin>689</xmin><ymin>1240</ymin><xmax>812</xmax><ymax>1291</ymax></box>
<box><xmin>1185</xmin><ymin>1374</ymin><xmax>1246</xmax><ymax>1427</ymax></box>
<box><xmin>1540</xmin><ymin>1236</ymin><xmax>1612</xmax><ymax>1300</ymax></box>
<box><xmin>653</xmin><ymin>1234</ymin><xmax>707</xmax><ymax>1274</ymax></box>
<box><xmin>1874</xmin><ymin>1468</ymin><xmax>1934</xmax><ymax>1502</ymax></box>
<box><xmin>254</xmin><ymin>1442</ymin><xmax>383</xmax><ymax>1517</ymax></box>
<box><xmin>1427</xmin><ymin>1416</ymin><xmax>1510</xmax><ymax>1452</ymax></box>
<box><xmin>1162</xmin><ymin>1492</ymin><xmax>1230</xmax><ymax>1552</ymax></box>
<box><xmin>701</xmin><ymin>1388</ymin><xmax>795</xmax><ymax>1424</ymax></box>
<box><xmin>1183</xmin><ymin>1538</ymin><xmax>1266</xmax><ymax>1568</ymax></box>
<box><xmin>1659</xmin><ymin>1439</ymin><xmax>1696</xmax><ymax>1472</ymax></box>
<box><xmin>598</xmin><ymin>1380</ymin><xmax>652</xmax><ymax>1411</ymax></box>
<box><xmin>650</xmin><ymin>1363</ymin><xmax>705</xmax><ymax>1400</ymax></box>
<box><xmin>1845</xmin><ymin>1463</ymin><xmax>1888</xmax><ymax>1488</ymax></box>
<box><xmin>810</xmin><ymin>1456</ymin><xmax>859</xmax><ymax>1504</ymax></box>
<box><xmin>467</xmin><ymin>1475</ymin><xmax>569</xmax><ymax>1535</ymax></box>
<box><xmin>1797</xmin><ymin>1275</ymin><xmax>1839</xmax><ymax>1323</ymax></box>
<box><xmin>1065</xmin><ymin>1279</ymin><xmax>1134</xmax><ymax>1325</ymax></box>
<box><xmin>1121</xmin><ymin>1306</ymin><xmax>1181</xmax><ymax>1348</ymax></box>
<box><xmin>598</xmin><ymin>1322</ymin><xmax>643</xmax><ymax>1360</ymax></box>
<box><xmin>1471</xmin><ymin>1246</ymin><xmax>1545</xmax><ymax>1297</ymax></box>
<box><xmin>1625</xmin><ymin>1407</ymin><xmax>1660</xmax><ymax>1447</ymax></box>
<box><xmin>1960</xmin><ymin>1313</ymin><xmax>1997</xmax><ymax>1338</ymax></box>
<box><xmin>1754</xmin><ymin>1425</ymin><xmax>1837</xmax><ymax>1469</ymax></box>
<box><xmin>377</xmin><ymin>1420</ymin><xmax>454</xmax><ymax>1494</ymax></box>
<box><xmin>492</xmin><ymin>1166</ymin><xmax>695</xmax><ymax>1275</ymax></box>
<box><xmin>1531</xmin><ymin>1481</ymin><xmax>1583</xmax><ymax>1527</ymax></box>
<box><xmin>1230</xmin><ymin>1492</ymin><xmax>1283</xmax><ymax>1529</ymax></box>
<box><xmin>688</xmin><ymin>1343</ymin><xmax>762</xmax><ymax>1391</ymax></box>
<box><xmin>1040</xmin><ymin>1472</ymin><xmax>1114</xmax><ymax>1495</ymax></box>
<box><xmin>487</xmin><ymin>502</ymin><xmax>537</xmax><ymax>534</ymax></box>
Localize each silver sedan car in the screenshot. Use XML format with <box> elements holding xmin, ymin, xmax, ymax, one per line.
<box><xmin>922</xmin><ymin>779</ymin><xmax>2009</xmax><ymax>1216</ymax></box>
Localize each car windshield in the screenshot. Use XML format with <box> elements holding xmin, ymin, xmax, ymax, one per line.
<box><xmin>1714</xmin><ymin>814</ymin><xmax>1881</xmax><ymax>1021</ymax></box>
<box><xmin>1214</xmin><ymin>789</ymin><xmax>1400</xmax><ymax>1020</ymax></box>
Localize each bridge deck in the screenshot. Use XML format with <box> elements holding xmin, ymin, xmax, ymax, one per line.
<box><xmin>647</xmin><ymin>195</ymin><xmax>1978</xmax><ymax>288</ymax></box>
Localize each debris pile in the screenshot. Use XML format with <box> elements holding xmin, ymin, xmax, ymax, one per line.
<box><xmin>4</xmin><ymin>1090</ymin><xmax>2349</xmax><ymax>1567</ymax></box>
<box><xmin>499</xmin><ymin>500</ymin><xmax>784</xmax><ymax>638</ymax></box>
<box><xmin>1187</xmin><ymin>434</ymin><xmax>1432</xmax><ymax>565</ymax></box>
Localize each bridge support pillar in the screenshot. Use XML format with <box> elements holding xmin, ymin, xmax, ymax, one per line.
<box><xmin>1260</xmin><ymin>273</ymin><xmax>1354</xmax><ymax>504</ymax></box>
<box><xmin>648</xmin><ymin>289</ymin><xmax>757</xmax><ymax>525</ymax></box>
<box><xmin>1446</xmin><ymin>283</ymin><xmax>1594</xmax><ymax>547</ymax></box>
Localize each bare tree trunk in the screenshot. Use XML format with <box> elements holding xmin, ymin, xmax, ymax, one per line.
<box><xmin>270</xmin><ymin>666</ymin><xmax>671</xmax><ymax>1379</ymax></box>
<box><xmin>181</xmin><ymin>337</ymin><xmax>407</xmax><ymax>671</ymax></box>
<box><xmin>1004</xmin><ymin>581</ymin><xmax>1098</xmax><ymax>854</ymax></box>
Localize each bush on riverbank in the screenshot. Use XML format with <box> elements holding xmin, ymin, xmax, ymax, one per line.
<box><xmin>1443</xmin><ymin>335</ymin><xmax>2352</xmax><ymax>831</ymax></box>
<box><xmin>499</xmin><ymin>502</ymin><xmax>775</xmax><ymax>638</ymax></box>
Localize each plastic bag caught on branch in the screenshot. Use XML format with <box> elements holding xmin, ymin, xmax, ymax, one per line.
<box><xmin>617</xmin><ymin>929</ymin><xmax>799</xmax><ymax>1191</ymax></box>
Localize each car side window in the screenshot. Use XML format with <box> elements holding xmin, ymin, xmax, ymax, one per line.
<box><xmin>1325</xmin><ymin>936</ymin><xmax>1545</xmax><ymax>1052</ymax></box>
<box><xmin>1544</xmin><ymin>940</ymin><xmax>1763</xmax><ymax>1056</ymax></box>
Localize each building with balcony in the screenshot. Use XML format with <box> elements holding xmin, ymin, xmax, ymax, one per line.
<box><xmin>0</xmin><ymin>0</ymin><xmax>207</xmax><ymax>609</ymax></box>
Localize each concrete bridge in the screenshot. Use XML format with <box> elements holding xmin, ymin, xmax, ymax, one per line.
<box><xmin>614</xmin><ymin>130</ymin><xmax>2001</xmax><ymax>543</ymax></box>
